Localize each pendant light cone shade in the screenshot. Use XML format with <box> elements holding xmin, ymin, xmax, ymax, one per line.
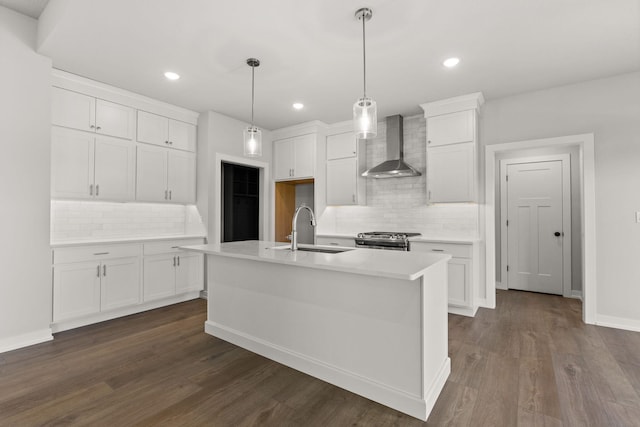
<box><xmin>244</xmin><ymin>58</ymin><xmax>262</xmax><ymax>157</ymax></box>
<box><xmin>353</xmin><ymin>7</ymin><xmax>377</xmax><ymax>139</ymax></box>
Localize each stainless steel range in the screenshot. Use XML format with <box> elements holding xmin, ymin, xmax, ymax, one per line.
<box><xmin>355</xmin><ymin>231</ymin><xmax>421</xmax><ymax>251</ymax></box>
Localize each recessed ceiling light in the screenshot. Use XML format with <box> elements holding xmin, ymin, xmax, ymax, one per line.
<box><xmin>293</xmin><ymin>103</ymin><xmax>304</xmax><ymax>110</ymax></box>
<box><xmin>164</xmin><ymin>71</ymin><xmax>180</xmax><ymax>81</ymax></box>
<box><xmin>443</xmin><ymin>57</ymin><xmax>460</xmax><ymax>68</ymax></box>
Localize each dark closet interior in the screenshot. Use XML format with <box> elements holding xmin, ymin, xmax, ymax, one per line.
<box><xmin>222</xmin><ymin>162</ymin><xmax>259</xmax><ymax>242</ymax></box>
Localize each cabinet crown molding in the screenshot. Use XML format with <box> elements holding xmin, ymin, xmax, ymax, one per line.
<box><xmin>420</xmin><ymin>92</ymin><xmax>485</xmax><ymax>118</ymax></box>
<box><xmin>271</xmin><ymin>120</ymin><xmax>328</xmax><ymax>141</ymax></box>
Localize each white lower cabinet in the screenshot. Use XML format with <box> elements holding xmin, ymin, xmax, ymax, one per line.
<box><xmin>143</xmin><ymin>240</ymin><xmax>204</xmax><ymax>302</ymax></box>
<box><xmin>412</xmin><ymin>240</ymin><xmax>478</xmax><ymax>316</ymax></box>
<box><xmin>52</xmin><ymin>238</ymin><xmax>204</xmax><ymax>331</ymax></box>
<box><xmin>53</xmin><ymin>261</ymin><xmax>102</xmax><ymax>322</ymax></box>
<box><xmin>53</xmin><ymin>256</ymin><xmax>140</xmax><ymax>322</ymax></box>
<box><xmin>100</xmin><ymin>257</ymin><xmax>141</xmax><ymax>311</ymax></box>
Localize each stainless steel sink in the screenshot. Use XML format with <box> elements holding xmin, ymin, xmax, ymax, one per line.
<box><xmin>269</xmin><ymin>245</ymin><xmax>353</xmax><ymax>254</ymax></box>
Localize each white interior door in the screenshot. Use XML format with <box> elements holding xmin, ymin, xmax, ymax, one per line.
<box><xmin>506</xmin><ymin>160</ymin><xmax>567</xmax><ymax>294</ymax></box>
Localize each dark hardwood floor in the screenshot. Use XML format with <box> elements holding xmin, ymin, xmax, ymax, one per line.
<box><xmin>1</xmin><ymin>290</ymin><xmax>639</xmax><ymax>426</ymax></box>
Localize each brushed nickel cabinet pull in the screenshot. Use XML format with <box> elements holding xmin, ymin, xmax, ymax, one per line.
<box><xmin>169</xmin><ymin>190</ymin><xmax>172</xmax><ymax>200</ymax></box>
<box><xmin>103</xmin><ymin>265</ymin><xmax>106</xmax><ymax>276</ymax></box>
<box><xmin>173</xmin><ymin>256</ymin><xmax>176</xmax><ymax>267</ymax></box>
<box><xmin>165</xmin><ymin>190</ymin><xmax>168</xmax><ymax>200</ymax></box>
<box><xmin>177</xmin><ymin>256</ymin><xmax>180</xmax><ymax>266</ymax></box>
<box><xmin>97</xmin><ymin>265</ymin><xmax>100</xmax><ymax>277</ymax></box>
<box><xmin>89</xmin><ymin>184</ymin><xmax>93</xmax><ymax>196</ymax></box>
<box><xmin>432</xmin><ymin>249</ymin><xmax>444</xmax><ymax>252</ymax></box>
<box><xmin>96</xmin><ymin>126</ymin><xmax>101</xmax><ymax>131</ymax></box>
<box><xmin>93</xmin><ymin>252</ymin><xmax>109</xmax><ymax>255</ymax></box>
<box><xmin>96</xmin><ymin>184</ymin><xmax>99</xmax><ymax>196</ymax></box>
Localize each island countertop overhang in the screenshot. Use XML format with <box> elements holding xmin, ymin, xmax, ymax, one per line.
<box><xmin>180</xmin><ymin>240</ymin><xmax>450</xmax><ymax>281</ymax></box>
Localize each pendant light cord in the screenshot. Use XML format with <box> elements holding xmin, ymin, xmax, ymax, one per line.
<box><xmin>250</xmin><ymin>64</ymin><xmax>255</xmax><ymax>127</ymax></box>
<box><xmin>362</xmin><ymin>13</ymin><xmax>367</xmax><ymax>98</ymax></box>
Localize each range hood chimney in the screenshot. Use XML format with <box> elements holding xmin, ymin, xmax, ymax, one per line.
<box><xmin>362</xmin><ymin>115</ymin><xmax>421</xmax><ymax>178</ymax></box>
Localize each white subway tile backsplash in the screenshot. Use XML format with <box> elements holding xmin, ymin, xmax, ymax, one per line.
<box><xmin>50</xmin><ymin>201</ymin><xmax>204</xmax><ymax>243</ymax></box>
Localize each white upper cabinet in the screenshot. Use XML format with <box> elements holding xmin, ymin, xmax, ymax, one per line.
<box><xmin>137</xmin><ymin>110</ymin><xmax>196</xmax><ymax>152</ymax></box>
<box><xmin>136</xmin><ymin>144</ymin><xmax>195</xmax><ymax>203</ymax></box>
<box><xmin>51</xmin><ymin>127</ymin><xmax>135</xmax><ymax>201</ymax></box>
<box><xmin>327</xmin><ymin>132</ymin><xmax>357</xmax><ymax>160</ymax></box>
<box><xmin>52</xmin><ymin>87</ymin><xmax>135</xmax><ymax>140</ymax></box>
<box><xmin>273</xmin><ymin>134</ymin><xmax>316</xmax><ymax>181</ymax></box>
<box><xmin>426</xmin><ymin>110</ymin><xmax>474</xmax><ymax>147</ymax></box>
<box><xmin>421</xmin><ymin>93</ymin><xmax>484</xmax><ymax>204</ymax></box>
<box><xmin>427</xmin><ymin>142</ymin><xmax>476</xmax><ymax>203</ymax></box>
<box><xmin>325</xmin><ymin>131</ymin><xmax>366</xmax><ymax>206</ymax></box>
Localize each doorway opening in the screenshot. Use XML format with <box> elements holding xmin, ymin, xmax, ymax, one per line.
<box><xmin>274</xmin><ymin>179</ymin><xmax>315</xmax><ymax>243</ymax></box>
<box><xmin>499</xmin><ymin>154</ymin><xmax>573</xmax><ymax>297</ymax></box>
<box><xmin>484</xmin><ymin>133</ymin><xmax>596</xmax><ymax>324</ymax></box>
<box><xmin>221</xmin><ymin>162</ymin><xmax>259</xmax><ymax>242</ymax></box>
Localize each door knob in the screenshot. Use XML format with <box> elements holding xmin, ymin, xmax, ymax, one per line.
<box><xmin>554</xmin><ymin>232</ymin><xmax>561</xmax><ymax>237</ymax></box>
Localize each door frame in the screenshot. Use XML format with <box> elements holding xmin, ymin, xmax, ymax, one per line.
<box><xmin>499</xmin><ymin>154</ymin><xmax>571</xmax><ymax>297</ymax></box>
<box><xmin>484</xmin><ymin>133</ymin><xmax>596</xmax><ymax>324</ymax></box>
<box><xmin>214</xmin><ymin>153</ymin><xmax>270</xmax><ymax>243</ymax></box>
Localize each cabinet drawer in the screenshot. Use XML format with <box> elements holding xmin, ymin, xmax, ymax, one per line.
<box><xmin>411</xmin><ymin>241</ymin><xmax>472</xmax><ymax>258</ymax></box>
<box><xmin>54</xmin><ymin>244</ymin><xmax>140</xmax><ymax>264</ymax></box>
<box><xmin>143</xmin><ymin>238</ymin><xmax>204</xmax><ymax>255</ymax></box>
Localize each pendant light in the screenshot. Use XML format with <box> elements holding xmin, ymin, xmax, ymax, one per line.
<box><xmin>243</xmin><ymin>58</ymin><xmax>262</xmax><ymax>157</ymax></box>
<box><xmin>353</xmin><ymin>7</ymin><xmax>377</xmax><ymax>139</ymax></box>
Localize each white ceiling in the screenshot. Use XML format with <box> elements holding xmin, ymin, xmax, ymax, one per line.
<box><xmin>0</xmin><ymin>0</ymin><xmax>49</xmax><ymax>19</ymax></box>
<box><xmin>37</xmin><ymin>0</ymin><xmax>639</xmax><ymax>130</ymax></box>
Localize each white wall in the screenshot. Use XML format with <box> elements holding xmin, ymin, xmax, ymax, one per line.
<box><xmin>197</xmin><ymin>111</ymin><xmax>273</xmax><ymax>244</ymax></box>
<box><xmin>0</xmin><ymin>7</ymin><xmax>54</xmax><ymax>352</ymax></box>
<box><xmin>481</xmin><ymin>71</ymin><xmax>640</xmax><ymax>325</ymax></box>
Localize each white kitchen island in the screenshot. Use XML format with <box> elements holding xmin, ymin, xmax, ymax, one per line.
<box><xmin>180</xmin><ymin>240</ymin><xmax>451</xmax><ymax>421</ymax></box>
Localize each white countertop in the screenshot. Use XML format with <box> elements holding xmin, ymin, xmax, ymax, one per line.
<box><xmin>180</xmin><ymin>240</ymin><xmax>450</xmax><ymax>281</ymax></box>
<box><xmin>410</xmin><ymin>236</ymin><xmax>479</xmax><ymax>244</ymax></box>
<box><xmin>51</xmin><ymin>234</ymin><xmax>207</xmax><ymax>248</ymax></box>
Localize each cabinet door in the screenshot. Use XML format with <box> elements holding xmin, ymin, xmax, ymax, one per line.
<box><xmin>168</xmin><ymin>119</ymin><xmax>196</xmax><ymax>152</ymax></box>
<box><xmin>316</xmin><ymin>236</ymin><xmax>356</xmax><ymax>247</ymax></box>
<box><xmin>175</xmin><ymin>253</ymin><xmax>203</xmax><ymax>294</ymax></box>
<box><xmin>327</xmin><ymin>157</ymin><xmax>357</xmax><ymax>205</ymax></box>
<box><xmin>327</xmin><ymin>132</ymin><xmax>357</xmax><ymax>160</ymax></box>
<box><xmin>273</xmin><ymin>139</ymin><xmax>293</xmax><ymax>180</ymax></box>
<box><xmin>101</xmin><ymin>257</ymin><xmax>141</xmax><ymax>311</ymax></box>
<box><xmin>427</xmin><ymin>142</ymin><xmax>476</xmax><ymax>203</ymax></box>
<box><xmin>167</xmin><ymin>150</ymin><xmax>195</xmax><ymax>203</ymax></box>
<box><xmin>136</xmin><ymin>144</ymin><xmax>168</xmax><ymax>202</ymax></box>
<box><xmin>426</xmin><ymin>110</ymin><xmax>474</xmax><ymax>147</ymax></box>
<box><xmin>94</xmin><ymin>137</ymin><xmax>135</xmax><ymax>201</ymax></box>
<box><xmin>137</xmin><ymin>111</ymin><xmax>169</xmax><ymax>146</ymax></box>
<box><xmin>95</xmin><ymin>99</ymin><xmax>135</xmax><ymax>140</ymax></box>
<box><xmin>143</xmin><ymin>255</ymin><xmax>176</xmax><ymax>301</ymax></box>
<box><xmin>51</xmin><ymin>128</ymin><xmax>95</xmax><ymax>199</ymax></box>
<box><xmin>293</xmin><ymin>134</ymin><xmax>316</xmax><ymax>178</ymax></box>
<box><xmin>51</xmin><ymin>87</ymin><xmax>96</xmax><ymax>132</ymax></box>
<box><xmin>448</xmin><ymin>258</ymin><xmax>471</xmax><ymax>308</ymax></box>
<box><xmin>53</xmin><ymin>261</ymin><xmax>101</xmax><ymax>322</ymax></box>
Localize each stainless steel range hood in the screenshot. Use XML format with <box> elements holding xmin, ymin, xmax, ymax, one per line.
<box><xmin>361</xmin><ymin>115</ymin><xmax>421</xmax><ymax>179</ymax></box>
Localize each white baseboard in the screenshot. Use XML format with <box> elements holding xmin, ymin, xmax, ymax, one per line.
<box><xmin>206</xmin><ymin>321</ymin><xmax>449</xmax><ymax>421</ymax></box>
<box><xmin>595</xmin><ymin>314</ymin><xmax>640</xmax><ymax>333</ymax></box>
<box><xmin>448</xmin><ymin>305</ymin><xmax>479</xmax><ymax>317</ymax></box>
<box><xmin>0</xmin><ymin>328</ymin><xmax>53</xmax><ymax>354</ymax></box>
<box><xmin>495</xmin><ymin>281</ymin><xmax>507</xmax><ymax>290</ymax></box>
<box><xmin>570</xmin><ymin>290</ymin><xmax>583</xmax><ymax>300</ymax></box>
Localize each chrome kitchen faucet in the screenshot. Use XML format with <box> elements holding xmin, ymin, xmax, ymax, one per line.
<box><xmin>290</xmin><ymin>204</ymin><xmax>316</xmax><ymax>251</ymax></box>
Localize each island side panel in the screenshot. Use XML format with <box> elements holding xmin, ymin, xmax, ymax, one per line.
<box><xmin>420</xmin><ymin>260</ymin><xmax>451</xmax><ymax>419</ymax></box>
<box><xmin>206</xmin><ymin>254</ymin><xmax>424</xmax><ymax>402</ymax></box>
